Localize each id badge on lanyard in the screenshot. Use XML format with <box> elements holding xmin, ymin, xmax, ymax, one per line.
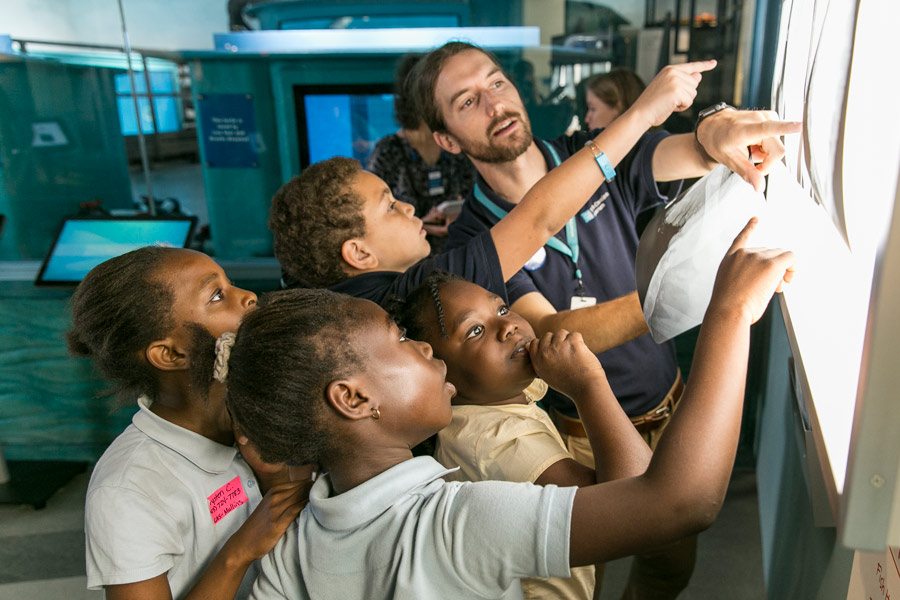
<box><xmin>570</xmin><ymin>295</ymin><xmax>597</xmax><ymax>310</ymax></box>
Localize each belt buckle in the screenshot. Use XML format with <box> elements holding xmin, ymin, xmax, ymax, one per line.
<box><xmin>647</xmin><ymin>403</ymin><xmax>671</xmax><ymax>423</ymax></box>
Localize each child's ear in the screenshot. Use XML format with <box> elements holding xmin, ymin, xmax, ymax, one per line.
<box><xmin>146</xmin><ymin>339</ymin><xmax>188</xmax><ymax>371</ymax></box>
<box><xmin>433</xmin><ymin>130</ymin><xmax>462</xmax><ymax>155</ymax></box>
<box><xmin>326</xmin><ymin>379</ymin><xmax>375</xmax><ymax>421</ymax></box>
<box><xmin>341</xmin><ymin>238</ymin><xmax>379</xmax><ymax>272</ymax></box>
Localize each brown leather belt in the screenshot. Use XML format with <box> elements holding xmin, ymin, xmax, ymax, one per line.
<box><xmin>551</xmin><ymin>371</ymin><xmax>685</xmax><ymax>438</ymax></box>
<box><xmin>630</xmin><ymin>372</ymin><xmax>685</xmax><ymax>434</ymax></box>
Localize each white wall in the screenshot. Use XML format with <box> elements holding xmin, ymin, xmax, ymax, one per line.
<box><xmin>0</xmin><ymin>0</ymin><xmax>228</xmax><ymax>50</ymax></box>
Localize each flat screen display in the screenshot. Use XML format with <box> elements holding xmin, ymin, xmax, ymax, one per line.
<box><xmin>35</xmin><ymin>216</ymin><xmax>197</xmax><ymax>285</ymax></box>
<box><xmin>294</xmin><ymin>84</ymin><xmax>398</xmax><ymax>168</ymax></box>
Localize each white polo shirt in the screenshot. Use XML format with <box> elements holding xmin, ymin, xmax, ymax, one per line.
<box><xmin>85</xmin><ymin>397</ymin><xmax>263</xmax><ymax>598</ymax></box>
<box><xmin>252</xmin><ymin>456</ymin><xmax>575</xmax><ymax>600</ymax></box>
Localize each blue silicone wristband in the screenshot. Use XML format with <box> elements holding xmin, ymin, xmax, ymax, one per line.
<box><xmin>585</xmin><ymin>140</ymin><xmax>616</xmax><ymax>181</ymax></box>
<box><xmin>593</xmin><ymin>151</ymin><xmax>616</xmax><ymax>181</ymax></box>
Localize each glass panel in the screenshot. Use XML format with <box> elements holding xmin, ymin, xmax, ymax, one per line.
<box><xmin>0</xmin><ymin>0</ymin><xmax>141</xmax><ymax>461</ymax></box>
<box><xmin>117</xmin><ymin>96</ymin><xmax>155</xmax><ymax>135</ymax></box>
<box><xmin>148</xmin><ymin>70</ymin><xmax>175</xmax><ymax>94</ymax></box>
<box><xmin>114</xmin><ymin>71</ymin><xmax>148</xmax><ymax>95</ymax></box>
<box><xmin>151</xmin><ymin>96</ymin><xmax>181</xmax><ymax>133</ymax></box>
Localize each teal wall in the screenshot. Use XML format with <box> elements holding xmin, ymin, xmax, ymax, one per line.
<box><xmin>0</xmin><ymin>283</ymin><xmax>134</xmax><ymax>462</ymax></box>
<box><xmin>0</xmin><ymin>56</ymin><xmax>132</xmax><ymax>261</ymax></box>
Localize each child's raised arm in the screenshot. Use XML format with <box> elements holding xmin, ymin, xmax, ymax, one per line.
<box><xmin>490</xmin><ymin>60</ymin><xmax>716</xmax><ymax>281</ymax></box>
<box><xmin>565</xmin><ymin>218</ymin><xmax>796</xmax><ymax>566</ymax></box>
<box><xmin>529</xmin><ymin>330</ymin><xmax>652</xmax><ymax>488</ymax></box>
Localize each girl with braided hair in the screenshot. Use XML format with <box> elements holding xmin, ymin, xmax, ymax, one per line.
<box><xmin>390</xmin><ymin>270</ymin><xmax>653</xmax><ymax>599</ymax></box>
<box><xmin>68</xmin><ymin>247</ymin><xmax>309</xmax><ymax>599</ymax></box>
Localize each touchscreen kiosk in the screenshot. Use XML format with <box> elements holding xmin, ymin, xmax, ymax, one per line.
<box><xmin>35</xmin><ymin>215</ymin><xmax>197</xmax><ymax>285</ymax></box>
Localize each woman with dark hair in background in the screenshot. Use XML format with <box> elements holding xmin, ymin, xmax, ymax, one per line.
<box><xmin>585</xmin><ymin>68</ymin><xmax>694</xmax><ymax>134</ymax></box>
<box><xmin>583</xmin><ymin>68</ymin><xmax>646</xmax><ymax>131</ymax></box>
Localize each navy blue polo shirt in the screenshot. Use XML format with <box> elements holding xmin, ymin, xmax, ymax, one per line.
<box><xmin>329</xmin><ymin>229</ymin><xmax>507</xmax><ymax>308</ymax></box>
<box><xmin>446</xmin><ymin>131</ymin><xmax>679</xmax><ymax>418</ymax></box>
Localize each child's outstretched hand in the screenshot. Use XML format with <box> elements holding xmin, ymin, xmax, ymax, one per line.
<box><xmin>528</xmin><ymin>330</ymin><xmax>607</xmax><ymax>402</ymax></box>
<box><xmin>709</xmin><ymin>218</ymin><xmax>797</xmax><ymax>325</ymax></box>
<box><xmin>629</xmin><ymin>60</ymin><xmax>718</xmax><ymax>127</ymax></box>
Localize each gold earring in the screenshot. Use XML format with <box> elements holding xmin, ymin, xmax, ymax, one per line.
<box><xmin>371</xmin><ymin>407</ymin><xmax>381</xmax><ymax>420</ymax></box>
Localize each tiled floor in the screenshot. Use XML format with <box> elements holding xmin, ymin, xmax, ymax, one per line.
<box><xmin>0</xmin><ymin>464</ymin><xmax>765</xmax><ymax>599</ymax></box>
<box><xmin>0</xmin><ymin>469</ymin><xmax>101</xmax><ymax>599</ymax></box>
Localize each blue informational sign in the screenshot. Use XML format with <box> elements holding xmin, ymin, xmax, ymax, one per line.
<box><xmin>198</xmin><ymin>93</ymin><xmax>260</xmax><ymax>168</ymax></box>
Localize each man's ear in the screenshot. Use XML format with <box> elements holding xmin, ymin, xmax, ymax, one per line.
<box><xmin>433</xmin><ymin>130</ymin><xmax>463</xmax><ymax>155</ymax></box>
<box><xmin>341</xmin><ymin>238</ymin><xmax>379</xmax><ymax>272</ymax></box>
<box><xmin>146</xmin><ymin>338</ymin><xmax>187</xmax><ymax>371</ymax></box>
<box><xmin>326</xmin><ymin>379</ymin><xmax>375</xmax><ymax>421</ymax></box>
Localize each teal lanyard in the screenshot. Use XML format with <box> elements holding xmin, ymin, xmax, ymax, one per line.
<box><xmin>473</xmin><ymin>140</ymin><xmax>584</xmax><ymax>284</ymax></box>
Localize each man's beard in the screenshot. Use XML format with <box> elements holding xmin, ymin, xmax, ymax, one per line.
<box><xmin>456</xmin><ymin>111</ymin><xmax>533</xmax><ymax>164</ymax></box>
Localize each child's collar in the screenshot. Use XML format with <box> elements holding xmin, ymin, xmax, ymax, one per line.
<box><xmin>522</xmin><ymin>378</ymin><xmax>548</xmax><ymax>404</ymax></box>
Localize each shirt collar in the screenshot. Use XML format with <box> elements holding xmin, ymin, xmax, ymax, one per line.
<box><xmin>132</xmin><ymin>396</ymin><xmax>238</xmax><ymax>474</ymax></box>
<box><xmin>308</xmin><ymin>456</ymin><xmax>459</xmax><ymax>531</ymax></box>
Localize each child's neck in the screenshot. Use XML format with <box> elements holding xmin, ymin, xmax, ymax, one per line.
<box><xmin>345</xmin><ymin>256</ymin><xmax>421</xmax><ymax>277</ymax></box>
<box><xmin>324</xmin><ymin>444</ymin><xmax>414</xmax><ymax>496</ymax></box>
<box><xmin>150</xmin><ymin>378</ymin><xmax>233</xmax><ymax>446</ymax></box>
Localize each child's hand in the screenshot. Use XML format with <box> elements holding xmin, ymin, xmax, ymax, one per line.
<box><xmin>709</xmin><ymin>218</ymin><xmax>797</xmax><ymax>325</ymax></box>
<box><xmin>629</xmin><ymin>60</ymin><xmax>718</xmax><ymax>127</ymax></box>
<box><xmin>230</xmin><ymin>479</ymin><xmax>311</xmax><ymax>564</ymax></box>
<box><xmin>528</xmin><ymin>330</ymin><xmax>607</xmax><ymax>401</ymax></box>
<box><xmin>235</xmin><ymin>426</ymin><xmax>317</xmax><ymax>493</ymax></box>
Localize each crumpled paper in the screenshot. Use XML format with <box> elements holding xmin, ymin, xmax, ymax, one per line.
<box><xmin>636</xmin><ymin>165</ymin><xmax>769</xmax><ymax>343</ymax></box>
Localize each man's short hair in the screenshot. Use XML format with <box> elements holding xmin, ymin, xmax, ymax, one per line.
<box><xmin>268</xmin><ymin>157</ymin><xmax>366</xmax><ymax>288</ymax></box>
<box><xmin>412</xmin><ymin>42</ymin><xmax>503</xmax><ymax>134</ymax></box>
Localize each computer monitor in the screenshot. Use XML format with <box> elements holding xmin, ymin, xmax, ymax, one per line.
<box><xmin>294</xmin><ymin>83</ymin><xmax>398</xmax><ymax>168</ymax></box>
<box><xmin>35</xmin><ymin>215</ymin><xmax>197</xmax><ymax>286</ymax></box>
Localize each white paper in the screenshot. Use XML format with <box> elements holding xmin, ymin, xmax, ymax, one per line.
<box><xmin>636</xmin><ymin>165</ymin><xmax>769</xmax><ymax>343</ymax></box>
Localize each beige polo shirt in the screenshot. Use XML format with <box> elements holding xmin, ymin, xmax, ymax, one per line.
<box><xmin>434</xmin><ymin>382</ymin><xmax>595</xmax><ymax>600</ymax></box>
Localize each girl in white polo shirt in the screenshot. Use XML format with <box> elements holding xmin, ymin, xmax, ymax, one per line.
<box><xmin>217</xmin><ymin>220</ymin><xmax>795</xmax><ymax>600</ymax></box>
<box><xmin>68</xmin><ymin>247</ymin><xmax>309</xmax><ymax>599</ymax></box>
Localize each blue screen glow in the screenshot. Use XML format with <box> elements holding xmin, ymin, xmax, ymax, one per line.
<box><xmin>39</xmin><ymin>219</ymin><xmax>194</xmax><ymax>283</ymax></box>
<box><xmin>303</xmin><ymin>92</ymin><xmax>398</xmax><ymax>165</ymax></box>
